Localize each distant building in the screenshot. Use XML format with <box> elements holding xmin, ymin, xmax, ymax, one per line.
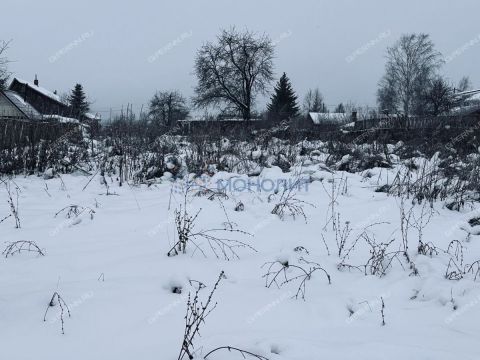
<box><xmin>307</xmin><ymin>112</ymin><xmax>353</xmax><ymax>126</ymax></box>
<box><xmin>451</xmin><ymin>89</ymin><xmax>480</xmax><ymax>116</ymax></box>
<box><xmin>0</xmin><ymin>76</ymin><xmax>100</xmax><ymax>125</ymax></box>
<box><xmin>295</xmin><ymin>112</ymin><xmax>356</xmax><ymax>130</ymax></box>
<box><xmin>6</xmin><ymin>76</ymin><xmax>71</xmax><ymax>119</ymax></box>
<box><xmin>0</xmin><ymin>89</ymin><xmax>42</xmax><ymax>120</ymax></box>
<box><xmin>177</xmin><ymin>117</ymin><xmax>265</xmax><ymax>132</ymax></box>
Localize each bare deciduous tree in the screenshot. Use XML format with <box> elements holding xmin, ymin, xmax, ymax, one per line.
<box><xmin>193</xmin><ymin>28</ymin><xmax>274</xmax><ymax>120</ymax></box>
<box><xmin>0</xmin><ymin>40</ymin><xmax>12</xmax><ymax>90</ymax></box>
<box><xmin>302</xmin><ymin>88</ymin><xmax>326</xmax><ymax>114</ymax></box>
<box><xmin>456</xmin><ymin>76</ymin><xmax>472</xmax><ymax>93</ymax></box>
<box><xmin>149</xmin><ymin>90</ymin><xmax>189</xmax><ymax>128</ymax></box>
<box><xmin>377</xmin><ymin>34</ymin><xmax>443</xmax><ymax>116</ymax></box>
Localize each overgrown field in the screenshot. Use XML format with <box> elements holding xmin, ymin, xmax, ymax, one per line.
<box><xmin>1</xmin><ymin>128</ymin><xmax>480</xmax><ymax>359</ymax></box>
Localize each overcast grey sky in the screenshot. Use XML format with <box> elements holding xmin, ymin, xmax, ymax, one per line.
<box><xmin>2</xmin><ymin>0</ymin><xmax>479</xmax><ymax>118</ymax></box>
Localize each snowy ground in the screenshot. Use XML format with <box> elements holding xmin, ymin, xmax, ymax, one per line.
<box><xmin>1</xmin><ymin>164</ymin><xmax>479</xmax><ymax>360</ymax></box>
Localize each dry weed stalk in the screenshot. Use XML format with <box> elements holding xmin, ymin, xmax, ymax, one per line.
<box><xmin>3</xmin><ymin>240</ymin><xmax>45</xmax><ymax>258</ymax></box>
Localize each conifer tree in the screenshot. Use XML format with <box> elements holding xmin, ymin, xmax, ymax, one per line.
<box><xmin>267</xmin><ymin>72</ymin><xmax>300</xmax><ymax>121</ymax></box>
<box><xmin>68</xmin><ymin>83</ymin><xmax>90</xmax><ymax>118</ymax></box>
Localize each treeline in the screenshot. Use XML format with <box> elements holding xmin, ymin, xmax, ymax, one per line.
<box><xmin>2</xmin><ymin>29</ymin><xmax>477</xmax><ymax>131</ymax></box>
<box><xmin>107</xmin><ymin>29</ymin><xmax>477</xmax><ymax>133</ymax></box>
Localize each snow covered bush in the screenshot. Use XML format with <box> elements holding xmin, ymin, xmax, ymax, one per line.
<box><xmin>167</xmin><ymin>188</ymin><xmax>255</xmax><ymax>260</ymax></box>
<box><xmin>262</xmin><ymin>257</ymin><xmax>331</xmax><ymax>300</ymax></box>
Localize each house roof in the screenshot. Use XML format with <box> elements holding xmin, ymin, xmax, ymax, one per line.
<box><xmin>449</xmin><ymin>88</ymin><xmax>480</xmax><ymax>116</ymax></box>
<box><xmin>449</xmin><ymin>104</ymin><xmax>480</xmax><ymax>116</ymax></box>
<box><xmin>85</xmin><ymin>112</ymin><xmax>101</xmax><ymax>120</ymax></box>
<box><xmin>308</xmin><ymin>112</ymin><xmax>349</xmax><ymax>125</ymax></box>
<box><xmin>42</xmin><ymin>114</ymin><xmax>80</xmax><ymax>124</ymax></box>
<box><xmin>10</xmin><ymin>78</ymin><xmax>66</xmax><ymax>105</ymax></box>
<box><xmin>2</xmin><ymin>90</ymin><xmax>42</xmax><ymax>119</ymax></box>
<box><xmin>454</xmin><ymin>89</ymin><xmax>480</xmax><ymax>99</ymax></box>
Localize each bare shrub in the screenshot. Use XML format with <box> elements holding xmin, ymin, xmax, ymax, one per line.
<box><xmin>332</xmin><ymin>218</ymin><xmax>387</xmax><ymax>260</ymax></box>
<box><xmin>339</xmin><ymin>234</ymin><xmax>404</xmax><ymax>277</ymax></box>
<box><xmin>43</xmin><ymin>292</ymin><xmax>71</xmax><ymax>334</ymax></box>
<box><xmin>204</xmin><ymin>347</ymin><xmax>269</xmax><ymax>360</ymax></box>
<box><xmin>333</xmin><ymin>216</ymin><xmax>353</xmax><ymax>258</ymax></box>
<box><xmin>194</xmin><ymin>186</ymin><xmax>229</xmax><ymax>201</ymax></box>
<box><xmin>3</xmin><ymin>240</ymin><xmax>45</xmax><ymax>258</ymax></box>
<box><xmin>3</xmin><ymin>180</ymin><xmax>20</xmax><ymax>228</ymax></box>
<box><xmin>54</xmin><ymin>205</ymin><xmax>96</xmax><ymax>220</ymax></box>
<box><xmin>412</xmin><ymin>201</ymin><xmax>436</xmax><ymax>255</ymax></box>
<box><xmin>446</xmin><ymin>240</ymin><xmax>464</xmax><ymax>264</ymax></box>
<box><xmin>177</xmin><ymin>271</ymin><xmax>224</xmax><ymax>360</ymax></box>
<box><xmin>262</xmin><ymin>257</ymin><xmax>331</xmax><ymax>300</ymax></box>
<box><xmin>465</xmin><ymin>261</ymin><xmax>480</xmax><ymax>281</ymax></box>
<box><xmin>0</xmin><ymin>213</ymin><xmax>11</xmax><ymax>225</ymax></box>
<box><xmin>167</xmin><ymin>204</ymin><xmax>255</xmax><ymax>260</ymax></box>
<box><xmin>445</xmin><ymin>258</ymin><xmax>464</xmax><ymax>280</ymax></box>
<box><xmin>445</xmin><ymin>257</ymin><xmax>480</xmax><ymax>281</ymax></box>
<box><xmin>381</xmin><ymin>297</ymin><xmax>386</xmax><ymax>326</ymax></box>
<box><xmin>444</xmin><ymin>240</ymin><xmax>469</xmax><ymax>280</ymax></box>
<box><xmin>398</xmin><ymin>195</ymin><xmax>413</xmax><ymax>253</ymax></box>
<box><xmin>397</xmin><ymin>195</ymin><xmax>438</xmax><ymax>257</ymax></box>
<box><xmin>271</xmin><ymin>178</ymin><xmax>313</xmax><ymax>222</ymax></box>
<box><xmin>321</xmin><ymin>175</ymin><xmax>346</xmax><ymax>232</ymax></box>
<box><xmin>388</xmin><ymin>156</ymin><xmax>479</xmax><ymax>211</ymax></box>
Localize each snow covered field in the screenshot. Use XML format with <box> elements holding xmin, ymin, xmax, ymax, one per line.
<box><xmin>1</xmin><ymin>163</ymin><xmax>479</xmax><ymax>360</ymax></box>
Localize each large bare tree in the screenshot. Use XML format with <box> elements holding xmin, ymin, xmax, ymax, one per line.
<box><xmin>193</xmin><ymin>28</ymin><xmax>274</xmax><ymax>121</ymax></box>
<box><xmin>377</xmin><ymin>34</ymin><xmax>443</xmax><ymax>116</ymax></box>
<box><xmin>0</xmin><ymin>40</ymin><xmax>12</xmax><ymax>91</ymax></box>
<box><xmin>303</xmin><ymin>88</ymin><xmax>326</xmax><ymax>114</ymax></box>
<box><xmin>149</xmin><ymin>90</ymin><xmax>189</xmax><ymax>128</ymax></box>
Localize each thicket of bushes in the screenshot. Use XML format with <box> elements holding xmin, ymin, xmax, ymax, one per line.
<box><xmin>1</xmin><ymin>116</ymin><xmax>479</xmax><ymax>207</ymax></box>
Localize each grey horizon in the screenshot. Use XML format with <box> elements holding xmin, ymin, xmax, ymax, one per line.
<box><xmin>2</xmin><ymin>0</ymin><xmax>479</xmax><ymax>118</ymax></box>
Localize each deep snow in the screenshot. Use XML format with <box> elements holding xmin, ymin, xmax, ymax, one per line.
<box><xmin>1</xmin><ymin>163</ymin><xmax>479</xmax><ymax>360</ymax></box>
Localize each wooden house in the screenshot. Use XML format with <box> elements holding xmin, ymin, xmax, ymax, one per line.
<box><xmin>7</xmin><ymin>76</ymin><xmax>70</xmax><ymax>117</ymax></box>
<box><xmin>0</xmin><ymin>76</ymin><xmax>100</xmax><ymax>126</ymax></box>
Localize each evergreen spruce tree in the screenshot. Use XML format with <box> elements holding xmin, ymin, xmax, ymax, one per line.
<box><xmin>68</xmin><ymin>83</ymin><xmax>90</xmax><ymax>118</ymax></box>
<box><xmin>267</xmin><ymin>73</ymin><xmax>300</xmax><ymax>121</ymax></box>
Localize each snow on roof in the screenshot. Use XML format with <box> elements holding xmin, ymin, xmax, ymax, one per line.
<box><xmin>448</xmin><ymin>104</ymin><xmax>480</xmax><ymax>116</ymax></box>
<box><xmin>43</xmin><ymin>114</ymin><xmax>80</xmax><ymax>124</ymax></box>
<box><xmin>447</xmin><ymin>88</ymin><xmax>480</xmax><ymax>115</ymax></box>
<box><xmin>85</xmin><ymin>112</ymin><xmax>101</xmax><ymax>120</ymax></box>
<box><xmin>309</xmin><ymin>112</ymin><xmax>349</xmax><ymax>125</ymax></box>
<box><xmin>454</xmin><ymin>89</ymin><xmax>480</xmax><ymax>98</ymax></box>
<box><xmin>467</xmin><ymin>92</ymin><xmax>480</xmax><ymax>102</ymax></box>
<box><xmin>341</xmin><ymin>121</ymin><xmax>355</xmax><ymax>128</ymax></box>
<box><xmin>12</xmin><ymin>78</ymin><xmax>65</xmax><ymax>104</ymax></box>
<box><xmin>3</xmin><ymin>90</ymin><xmax>42</xmax><ymax>119</ymax></box>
